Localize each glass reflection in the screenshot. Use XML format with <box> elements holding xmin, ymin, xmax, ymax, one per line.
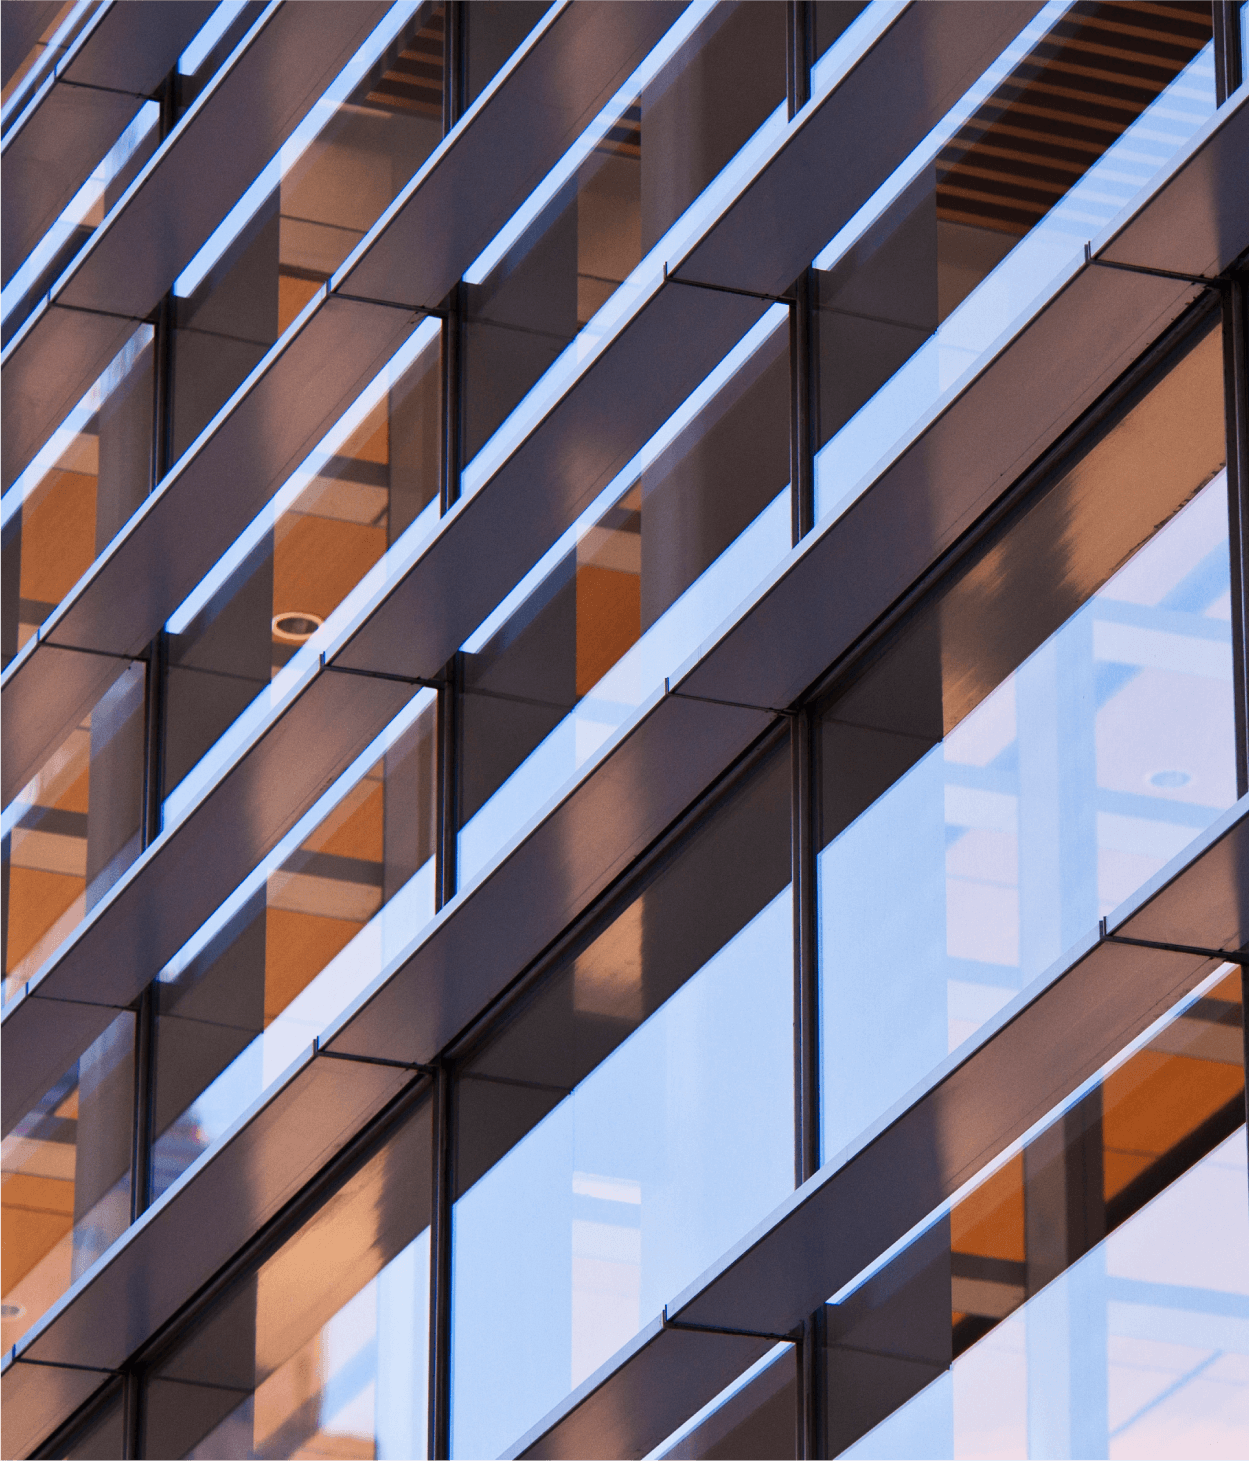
<box><xmin>818</xmin><ymin>321</ymin><xmax>1232</xmax><ymax>1161</ymax></box>
<box><xmin>457</xmin><ymin>305</ymin><xmax>790</xmax><ymax>886</ymax></box>
<box><xmin>151</xmin><ymin>690</ymin><xmax>436</xmax><ymax>1199</ymax></box>
<box><xmin>1</xmin><ymin>1009</ymin><xmax>134</xmax><ymax>1352</ymax></box>
<box><xmin>2</xmin><ymin>658</ymin><xmax>147</xmax><ymax>1006</ymax></box>
<box><xmin>161</xmin><ymin>317</ymin><xmax>440</xmax><ymax>823</ymax></box>
<box><xmin>2</xmin><ymin>324</ymin><xmax>154</xmax><ymax>666</ymax></box>
<box><xmin>462</xmin><ymin>0</ymin><xmax>787</xmax><ymax>462</ymax></box>
<box><xmin>145</xmin><ymin>1097</ymin><xmax>432</xmax><ymax>1460</ymax></box>
<box><xmin>169</xmin><ymin>2</ymin><xmax>446</xmax><ymax>460</ymax></box>
<box><xmin>831</xmin><ymin>967</ymin><xmax>1248</xmax><ymax>1459</ymax></box>
<box><xmin>1</xmin><ymin>102</ymin><xmax>160</xmax><ymax>347</ymax></box>
<box><xmin>0</xmin><ymin>1</ymin><xmax>97</xmax><ymax>122</ymax></box>
<box><xmin>452</xmin><ymin>744</ymin><xmax>794</xmax><ymax>1459</ymax></box>
<box><xmin>653</xmin><ymin>1343</ymin><xmax>798</xmax><ymax>1461</ymax></box>
<box><xmin>811</xmin><ymin>0</ymin><xmax>1217</xmax><ymax>523</ymax></box>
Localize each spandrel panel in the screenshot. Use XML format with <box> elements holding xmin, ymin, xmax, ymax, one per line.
<box><xmin>151</xmin><ymin>691</ymin><xmax>436</xmax><ymax>1201</ymax></box>
<box><xmin>170</xmin><ymin>2</ymin><xmax>446</xmax><ymax>461</ymax></box>
<box><xmin>657</xmin><ymin>1344</ymin><xmax>799</xmax><ymax>1460</ymax></box>
<box><xmin>1</xmin><ymin>324</ymin><xmax>154</xmax><ymax>668</ymax></box>
<box><xmin>457</xmin><ymin>305</ymin><xmax>790</xmax><ymax>887</ymax></box>
<box><xmin>0</xmin><ymin>2</ymin><xmax>98</xmax><ymax>120</ymax></box>
<box><xmin>828</xmin><ymin>968</ymin><xmax>1247</xmax><ymax>1459</ymax></box>
<box><xmin>2</xmin><ymin>658</ymin><xmax>146</xmax><ymax>1007</ymax></box>
<box><xmin>1</xmin><ymin>1009</ymin><xmax>135</xmax><ymax>1354</ymax></box>
<box><xmin>144</xmin><ymin>1095</ymin><xmax>432</xmax><ymax>1461</ymax></box>
<box><xmin>161</xmin><ymin>318</ymin><xmax>441</xmax><ymax>817</ymax></box>
<box><xmin>462</xmin><ymin>0</ymin><xmax>786</xmax><ymax>461</ymax></box>
<box><xmin>1</xmin><ymin>102</ymin><xmax>160</xmax><ymax>348</ymax></box>
<box><xmin>817</xmin><ymin>319</ymin><xmax>1232</xmax><ymax>1164</ymax></box>
<box><xmin>451</xmin><ymin>742</ymin><xmax>794</xmax><ymax>1460</ymax></box>
<box><xmin>811</xmin><ymin>0</ymin><xmax>1217</xmax><ymax>525</ymax></box>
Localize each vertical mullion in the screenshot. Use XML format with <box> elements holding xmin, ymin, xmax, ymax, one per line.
<box><xmin>1222</xmin><ymin>275</ymin><xmax>1249</xmax><ymax>799</ymax></box>
<box><xmin>790</xmin><ymin>270</ymin><xmax>815</xmax><ymax>545</ymax></box>
<box><xmin>428</xmin><ymin>1063</ymin><xmax>455</xmax><ymax>1459</ymax></box>
<box><xmin>1213</xmin><ymin>1</ymin><xmax>1243</xmax><ymax>102</ymax></box>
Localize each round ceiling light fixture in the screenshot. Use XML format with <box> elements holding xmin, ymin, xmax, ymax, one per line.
<box><xmin>272</xmin><ymin>611</ymin><xmax>324</xmax><ymax>644</ymax></box>
<box><xmin>1148</xmin><ymin>769</ymin><xmax>1192</xmax><ymax>789</ymax></box>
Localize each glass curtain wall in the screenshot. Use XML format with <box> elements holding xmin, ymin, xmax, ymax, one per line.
<box><xmin>818</xmin><ymin>315</ymin><xmax>1232</xmax><ymax>1162</ymax></box>
<box><xmin>461</xmin><ymin>0</ymin><xmax>787</xmax><ymax>464</ymax></box>
<box><xmin>150</xmin><ymin>689</ymin><xmax>436</xmax><ymax>1201</ymax></box>
<box><xmin>2</xmin><ymin>324</ymin><xmax>154</xmax><ymax>665</ymax></box>
<box><xmin>2</xmin><ymin>657</ymin><xmax>147</xmax><ymax>1008</ymax></box>
<box><xmin>142</xmin><ymin>1092</ymin><xmax>433</xmax><ymax>1461</ymax></box>
<box><xmin>1</xmin><ymin>1009</ymin><xmax>135</xmax><ymax>1353</ymax></box>
<box><xmin>451</xmin><ymin>738</ymin><xmax>794</xmax><ymax>1458</ymax></box>
<box><xmin>161</xmin><ymin>318</ymin><xmax>442</xmax><ymax>818</ymax></box>
<box><xmin>457</xmin><ymin>304</ymin><xmax>790</xmax><ymax>884</ymax></box>
<box><xmin>811</xmin><ymin>0</ymin><xmax>1217</xmax><ymax>524</ymax></box>
<box><xmin>828</xmin><ymin>967</ymin><xmax>1247</xmax><ymax>1458</ymax></box>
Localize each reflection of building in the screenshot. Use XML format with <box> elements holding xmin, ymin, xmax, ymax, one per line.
<box><xmin>1</xmin><ymin>2</ymin><xmax>1247</xmax><ymax>1457</ymax></box>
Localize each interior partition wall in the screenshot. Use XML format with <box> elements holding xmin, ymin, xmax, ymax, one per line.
<box><xmin>2</xmin><ymin>3</ymin><xmax>1247</xmax><ymax>1460</ymax></box>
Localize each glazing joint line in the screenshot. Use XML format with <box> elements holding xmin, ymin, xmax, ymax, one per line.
<box><xmin>331</xmin><ymin>290</ymin><xmax>445</xmax><ymax>317</ymax></box>
<box><xmin>662</xmin><ymin>262</ymin><xmax>795</xmax><ymax>306</ymax></box>
<box><xmin>665</xmin><ymin>680</ymin><xmax>795</xmax><ymax>717</ymax></box>
<box><xmin>312</xmin><ymin>1039</ymin><xmax>436</xmax><ymax>1076</ymax></box>
<box><xmin>319</xmin><ymin>655</ymin><xmax>441</xmax><ymax>689</ymax></box>
<box><xmin>1097</xmin><ymin>919</ymin><xmax>1249</xmax><ymax>965</ymax></box>
<box><xmin>1083</xmin><ymin>245</ymin><xmax>1226</xmax><ymax>290</ymax></box>
<box><xmin>662</xmin><ymin>1312</ymin><xmax>802</xmax><ymax>1344</ymax></box>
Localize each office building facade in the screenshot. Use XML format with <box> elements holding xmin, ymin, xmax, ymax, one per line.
<box><xmin>2</xmin><ymin>0</ymin><xmax>1248</xmax><ymax>1455</ymax></box>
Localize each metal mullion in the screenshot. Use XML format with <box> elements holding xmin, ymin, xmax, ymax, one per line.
<box><xmin>428</xmin><ymin>1062</ymin><xmax>455</xmax><ymax>1460</ymax></box>
<box><xmin>1214</xmin><ymin>1</ymin><xmax>1244</xmax><ymax>103</ymax></box>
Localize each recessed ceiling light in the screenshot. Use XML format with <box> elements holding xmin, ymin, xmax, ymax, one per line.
<box><xmin>272</xmin><ymin>612</ymin><xmax>324</xmax><ymax>644</ymax></box>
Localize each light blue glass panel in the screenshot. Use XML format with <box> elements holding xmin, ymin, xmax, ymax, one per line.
<box><xmin>451</xmin><ymin>886</ymin><xmax>795</xmax><ymax>1460</ymax></box>
<box><xmin>812</xmin><ymin>12</ymin><xmax>1217</xmax><ymax>525</ymax></box>
<box><xmin>819</xmin><ymin>467</ymin><xmax>1235</xmax><ymax>1162</ymax></box>
<box><xmin>186</xmin><ymin>1227</ymin><xmax>431</xmax><ymax>1460</ymax></box>
<box><xmin>842</xmin><ymin>1127</ymin><xmax>1249</xmax><ymax>1459</ymax></box>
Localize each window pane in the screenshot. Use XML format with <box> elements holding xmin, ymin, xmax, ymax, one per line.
<box><xmin>812</xmin><ymin>1</ymin><xmax>1217</xmax><ymax>525</ymax></box>
<box><xmin>451</xmin><ymin>741</ymin><xmax>794</xmax><ymax>1459</ymax></box>
<box><xmin>458</xmin><ymin>305</ymin><xmax>790</xmax><ymax>886</ymax></box>
<box><xmin>2</xmin><ymin>324</ymin><xmax>154</xmax><ymax>667</ymax></box>
<box><xmin>2</xmin><ymin>658</ymin><xmax>147</xmax><ymax>1006</ymax></box>
<box><xmin>152</xmin><ymin>691</ymin><xmax>436</xmax><ymax>1199</ymax></box>
<box><xmin>818</xmin><ymin>318</ymin><xmax>1232</xmax><ymax>1162</ymax></box>
<box><xmin>1</xmin><ymin>1010</ymin><xmax>135</xmax><ymax>1352</ymax></box>
<box><xmin>828</xmin><ymin>967</ymin><xmax>1247</xmax><ymax>1458</ymax></box>
<box><xmin>462</xmin><ymin>0</ymin><xmax>786</xmax><ymax>462</ymax></box>
<box><xmin>161</xmin><ymin>318</ymin><xmax>441</xmax><ymax>820</ymax></box>
<box><xmin>144</xmin><ymin>1095</ymin><xmax>432</xmax><ymax>1460</ymax></box>
<box><xmin>170</xmin><ymin>3</ymin><xmax>446</xmax><ymax>461</ymax></box>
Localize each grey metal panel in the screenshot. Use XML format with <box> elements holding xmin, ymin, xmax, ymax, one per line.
<box><xmin>1</xmin><ymin>2</ymin><xmax>63</xmax><ymax>93</ymax></box>
<box><xmin>58</xmin><ymin>0</ymin><xmax>213</xmax><ymax>91</ymax></box>
<box><xmin>1100</xmin><ymin>90</ymin><xmax>1249</xmax><ymax>277</ymax></box>
<box><xmin>0</xmin><ymin>992</ymin><xmax>117</xmax><ymax>1142</ymax></box>
<box><xmin>335</xmin><ymin>284</ymin><xmax>767</xmax><ymax>682</ymax></box>
<box><xmin>325</xmin><ymin>689</ymin><xmax>775</xmax><ymax>1066</ymax></box>
<box><xmin>1</xmin><ymin>2</ymin><xmax>695</xmax><ymax>790</ymax></box>
<box><xmin>1</xmin><ymin>1</ymin><xmax>216</xmax><ymax>285</ymax></box>
<box><xmin>337</xmin><ymin>0</ymin><xmax>687</xmax><ymax>309</ymax></box>
<box><xmin>676</xmin><ymin>264</ymin><xmax>1202</xmax><ymax>714</ymax></box>
<box><xmin>7</xmin><ymin>1050</ymin><xmax>410</xmax><ymax>1440</ymax></box>
<box><xmin>47</xmin><ymin>293</ymin><xmax>421</xmax><ymax>658</ymax></box>
<box><xmin>0</xmin><ymin>299</ymin><xmax>134</xmax><ymax>490</ymax></box>
<box><xmin>516</xmin><ymin>799</ymin><xmax>1249</xmax><ymax>1459</ymax></box>
<box><xmin>0</xmin><ymin>1355</ymin><xmax>111</xmax><ymax>1461</ymax></box>
<box><xmin>507</xmin><ymin>1318</ymin><xmax>773</xmax><ymax>1461</ymax></box>
<box><xmin>0</xmin><ymin>643</ymin><xmax>131</xmax><ymax>807</ymax></box>
<box><xmin>0</xmin><ymin>666</ymin><xmax>414</xmax><ymax>1133</ymax></box>
<box><xmin>0</xmin><ymin>0</ymin><xmax>389</xmax><ymax>491</ymax></box>
<box><xmin>673</xmin><ymin>1</ymin><xmax>1045</xmax><ymax>297</ymax></box>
